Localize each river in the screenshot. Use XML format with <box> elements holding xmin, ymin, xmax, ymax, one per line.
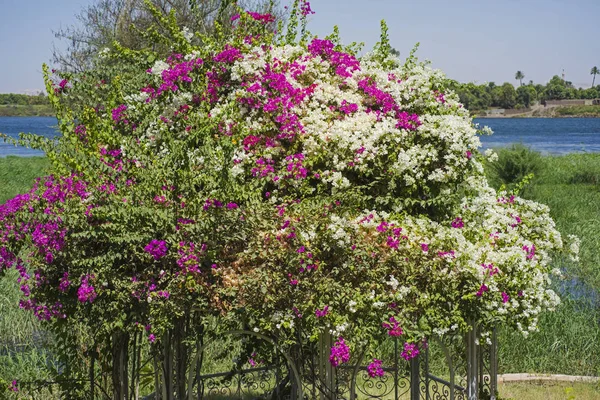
<box><xmin>1</xmin><ymin>116</ymin><xmax>600</xmax><ymax>157</ymax></box>
<box><xmin>0</xmin><ymin>116</ymin><xmax>59</xmax><ymax>157</ymax></box>
<box><xmin>475</xmin><ymin>117</ymin><xmax>600</xmax><ymax>154</ymax></box>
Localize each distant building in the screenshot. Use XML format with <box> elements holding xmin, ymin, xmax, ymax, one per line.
<box><xmin>545</xmin><ymin>99</ymin><xmax>596</xmax><ymax>106</ymax></box>
<box><xmin>487</xmin><ymin>108</ymin><xmax>505</xmax><ymax>115</ymax></box>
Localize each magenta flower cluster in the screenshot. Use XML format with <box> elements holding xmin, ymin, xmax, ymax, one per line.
<box><xmin>308</xmin><ymin>38</ymin><xmax>360</xmax><ymax>78</ymax></box>
<box><xmin>144</xmin><ymin>239</ymin><xmax>168</xmax><ymax>260</ymax></box>
<box><xmin>143</xmin><ymin>57</ymin><xmax>204</xmax><ymax>99</ymax></box>
<box><xmin>401</xmin><ymin>342</ymin><xmax>419</xmax><ymax>361</ymax></box>
<box><xmin>77</xmin><ymin>274</ymin><xmax>97</xmax><ymax>303</ymax></box>
<box><xmin>231</xmin><ymin>11</ymin><xmax>275</xmax><ymax>24</ymax></box>
<box><xmin>329</xmin><ymin>337</ymin><xmax>350</xmax><ymax>367</ymax></box>
<box><xmin>451</xmin><ymin>217</ymin><xmax>464</xmax><ymax>228</ymax></box>
<box><xmin>177</xmin><ymin>241</ymin><xmax>207</xmax><ymax>274</ymax></box>
<box><xmin>315</xmin><ymin>305</ymin><xmax>329</xmax><ymax>318</ymax></box>
<box><xmin>213</xmin><ymin>45</ymin><xmax>244</xmax><ymax>63</ymax></box>
<box><xmin>367</xmin><ymin>358</ymin><xmax>385</xmax><ymax>378</ymax></box>
<box><xmin>382</xmin><ymin>316</ymin><xmax>403</xmax><ymax>337</ymax></box>
<box><xmin>111</xmin><ymin>104</ymin><xmax>129</xmax><ymax>124</ymax></box>
<box><xmin>299</xmin><ymin>0</ymin><xmax>315</xmax><ymax>16</ymax></box>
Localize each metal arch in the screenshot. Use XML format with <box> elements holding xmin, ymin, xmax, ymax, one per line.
<box><xmin>349</xmin><ymin>348</ymin><xmax>367</xmax><ymax>400</ymax></box>
<box><xmin>186</xmin><ymin>329</ymin><xmax>303</xmax><ymax>400</ymax></box>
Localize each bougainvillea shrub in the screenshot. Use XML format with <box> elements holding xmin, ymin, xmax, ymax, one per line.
<box><xmin>0</xmin><ymin>0</ymin><xmax>577</xmax><ymax>396</ymax></box>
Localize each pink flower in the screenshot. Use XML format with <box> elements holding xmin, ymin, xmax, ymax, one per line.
<box><xmin>144</xmin><ymin>239</ymin><xmax>168</xmax><ymax>260</ymax></box>
<box><xmin>148</xmin><ymin>334</ymin><xmax>156</xmax><ymax>343</ymax></box>
<box><xmin>476</xmin><ymin>284</ymin><xmax>489</xmax><ymax>297</ymax></box>
<box><xmin>376</xmin><ymin>221</ymin><xmax>389</xmax><ymax>232</ymax></box>
<box><xmin>329</xmin><ymin>337</ymin><xmax>350</xmax><ymax>367</ymax></box>
<box><xmin>367</xmin><ymin>359</ymin><xmax>385</xmax><ymax>378</ymax></box>
<box><xmin>420</xmin><ymin>243</ymin><xmax>429</xmax><ymax>252</ymax></box>
<box><xmin>300</xmin><ymin>0</ymin><xmax>315</xmax><ymax>16</ymax></box>
<box><xmin>501</xmin><ymin>292</ymin><xmax>510</xmax><ymax>303</ymax></box>
<box><xmin>111</xmin><ymin>104</ymin><xmax>128</xmax><ymax>124</ymax></box>
<box><xmin>382</xmin><ymin>316</ymin><xmax>403</xmax><ymax>337</ymax></box>
<box><xmin>58</xmin><ymin>271</ymin><xmax>70</xmax><ymax>292</ymax></box>
<box><xmin>247</xmin><ymin>11</ymin><xmax>275</xmax><ymax>23</ymax></box>
<box><xmin>315</xmin><ymin>306</ymin><xmax>329</xmax><ymax>318</ymax></box>
<box><xmin>213</xmin><ymin>44</ymin><xmax>243</xmax><ymax>63</ymax></box>
<box><xmin>387</xmin><ymin>236</ymin><xmax>399</xmax><ymax>249</ymax></box>
<box><xmin>523</xmin><ymin>244</ymin><xmax>536</xmax><ymax>260</ymax></box>
<box><xmin>401</xmin><ymin>342</ymin><xmax>419</xmax><ymax>360</ymax></box>
<box><xmin>77</xmin><ymin>274</ymin><xmax>97</xmax><ymax>303</ymax></box>
<box><xmin>339</xmin><ymin>100</ymin><xmax>358</xmax><ymax>114</ymax></box>
<box><xmin>451</xmin><ymin>217</ymin><xmax>464</xmax><ymax>228</ymax></box>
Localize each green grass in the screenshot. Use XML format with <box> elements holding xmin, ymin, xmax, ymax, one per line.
<box><xmin>0</xmin><ymin>104</ymin><xmax>54</xmax><ymax>117</ymax></box>
<box><xmin>490</xmin><ymin>152</ymin><xmax>600</xmax><ymax>377</ymax></box>
<box><xmin>498</xmin><ymin>299</ymin><xmax>600</xmax><ymax>376</ymax></box>
<box><xmin>526</xmin><ymin>154</ymin><xmax>600</xmax><ymax>291</ymax></box>
<box><xmin>499</xmin><ymin>381</ymin><xmax>600</xmax><ymax>400</ymax></box>
<box><xmin>0</xmin><ymin>156</ymin><xmax>49</xmax><ymax>203</ymax></box>
<box><xmin>0</xmin><ymin>156</ymin><xmax>52</xmax><ymax>395</ymax></box>
<box><xmin>555</xmin><ymin>105</ymin><xmax>600</xmax><ymax>117</ymax></box>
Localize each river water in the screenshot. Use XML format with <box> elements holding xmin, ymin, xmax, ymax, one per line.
<box><xmin>0</xmin><ymin>116</ymin><xmax>59</xmax><ymax>157</ymax></box>
<box><xmin>1</xmin><ymin>116</ymin><xmax>600</xmax><ymax>157</ymax></box>
<box><xmin>475</xmin><ymin>117</ymin><xmax>600</xmax><ymax>154</ymax></box>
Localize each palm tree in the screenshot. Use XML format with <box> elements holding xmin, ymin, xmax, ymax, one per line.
<box><xmin>515</xmin><ymin>71</ymin><xmax>525</xmax><ymax>86</ymax></box>
<box><xmin>591</xmin><ymin>67</ymin><xmax>599</xmax><ymax>88</ymax></box>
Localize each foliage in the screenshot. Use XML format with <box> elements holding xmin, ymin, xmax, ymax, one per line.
<box><xmin>0</xmin><ymin>105</ymin><xmax>54</xmax><ymax>117</ymax></box>
<box><xmin>485</xmin><ymin>144</ymin><xmax>543</xmax><ymax>188</ymax></box>
<box><xmin>516</xmin><ymin>85</ymin><xmax>537</xmax><ymax>108</ymax></box>
<box><xmin>0</xmin><ymin>94</ymin><xmax>49</xmax><ymax>106</ymax></box>
<box><xmin>555</xmin><ymin>105</ymin><xmax>600</xmax><ymax>117</ymax></box>
<box><xmin>591</xmin><ymin>66</ymin><xmax>599</xmax><ymax>88</ymax></box>
<box><xmin>450</xmin><ymin>77</ymin><xmax>599</xmax><ymax>112</ymax></box>
<box><xmin>0</xmin><ymin>1</ymin><xmax>574</xmax><ymax>398</ymax></box>
<box><xmin>51</xmin><ymin>0</ymin><xmax>282</xmax><ymax>72</ymax></box>
<box><xmin>515</xmin><ymin>71</ymin><xmax>525</xmax><ymax>86</ymax></box>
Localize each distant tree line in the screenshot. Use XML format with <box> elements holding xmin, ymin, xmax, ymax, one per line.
<box><xmin>450</xmin><ymin>75</ymin><xmax>600</xmax><ymax>111</ymax></box>
<box><xmin>0</xmin><ymin>93</ymin><xmax>50</xmax><ymax>106</ymax></box>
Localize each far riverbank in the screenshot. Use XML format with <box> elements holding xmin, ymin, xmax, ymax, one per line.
<box><xmin>0</xmin><ymin>105</ymin><xmax>54</xmax><ymax>117</ymax></box>
<box><xmin>474</xmin><ymin>104</ymin><xmax>600</xmax><ymax>119</ymax></box>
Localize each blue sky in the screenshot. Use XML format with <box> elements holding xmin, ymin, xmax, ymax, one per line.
<box><xmin>1</xmin><ymin>0</ymin><xmax>599</xmax><ymax>93</ymax></box>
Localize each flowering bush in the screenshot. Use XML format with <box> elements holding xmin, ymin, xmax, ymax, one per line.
<box><xmin>0</xmin><ymin>0</ymin><xmax>576</xmax><ymax>396</ymax></box>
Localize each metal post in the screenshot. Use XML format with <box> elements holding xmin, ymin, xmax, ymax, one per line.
<box><xmin>410</xmin><ymin>354</ymin><xmax>420</xmax><ymax>400</ymax></box>
<box><xmin>319</xmin><ymin>333</ymin><xmax>335</xmax><ymax>400</ymax></box>
<box><xmin>466</xmin><ymin>321</ymin><xmax>478</xmax><ymax>400</ymax></box>
<box><xmin>490</xmin><ymin>328</ymin><xmax>498</xmax><ymax>400</ymax></box>
<box><xmin>394</xmin><ymin>339</ymin><xmax>399</xmax><ymax>400</ymax></box>
<box><xmin>424</xmin><ymin>344</ymin><xmax>430</xmax><ymax>400</ymax></box>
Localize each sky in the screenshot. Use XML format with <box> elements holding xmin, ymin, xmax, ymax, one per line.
<box><xmin>1</xmin><ymin>0</ymin><xmax>599</xmax><ymax>93</ymax></box>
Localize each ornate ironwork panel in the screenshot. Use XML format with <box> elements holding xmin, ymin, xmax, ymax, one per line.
<box><xmin>190</xmin><ymin>327</ymin><xmax>497</xmax><ymax>400</ymax></box>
